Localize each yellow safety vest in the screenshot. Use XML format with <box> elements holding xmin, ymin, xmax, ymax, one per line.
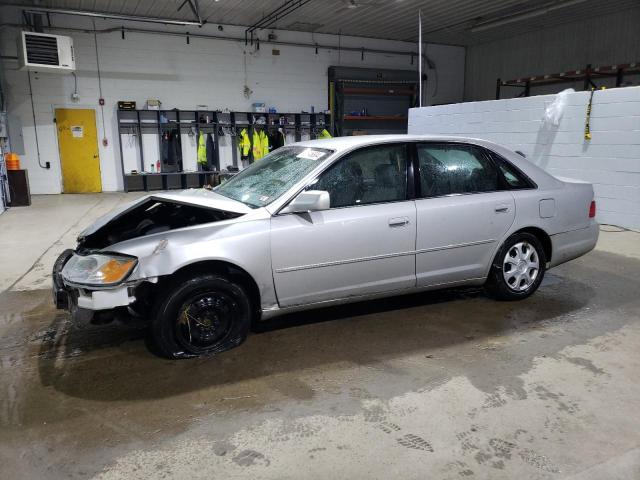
<box><xmin>238</xmin><ymin>129</ymin><xmax>251</xmax><ymax>158</ymax></box>
<box><xmin>197</xmin><ymin>131</ymin><xmax>207</xmax><ymax>165</ymax></box>
<box><xmin>319</xmin><ymin>128</ymin><xmax>332</xmax><ymax>139</ymax></box>
<box><xmin>252</xmin><ymin>130</ymin><xmax>270</xmax><ymax>161</ymax></box>
<box><xmin>260</xmin><ymin>130</ymin><xmax>270</xmax><ymax>158</ymax></box>
<box><xmin>252</xmin><ymin>130</ymin><xmax>261</xmax><ymax>160</ymax></box>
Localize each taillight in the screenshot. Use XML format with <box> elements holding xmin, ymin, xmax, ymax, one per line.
<box><xmin>589</xmin><ymin>200</ymin><xmax>596</xmax><ymax>218</ymax></box>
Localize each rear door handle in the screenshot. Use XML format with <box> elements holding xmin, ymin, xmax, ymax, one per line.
<box><xmin>388</xmin><ymin>216</ymin><xmax>410</xmax><ymax>227</ymax></box>
<box><xmin>494</xmin><ymin>204</ymin><xmax>511</xmax><ymax>213</ymax></box>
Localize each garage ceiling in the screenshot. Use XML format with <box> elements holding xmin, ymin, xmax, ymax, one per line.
<box><xmin>5</xmin><ymin>0</ymin><xmax>639</xmax><ymax>45</ymax></box>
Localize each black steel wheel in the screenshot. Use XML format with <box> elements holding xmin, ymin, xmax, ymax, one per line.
<box><xmin>151</xmin><ymin>274</ymin><xmax>251</xmax><ymax>359</ymax></box>
<box><xmin>175</xmin><ymin>292</ymin><xmax>236</xmax><ymax>354</ymax></box>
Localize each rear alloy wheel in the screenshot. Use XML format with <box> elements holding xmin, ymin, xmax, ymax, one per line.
<box><xmin>151</xmin><ymin>274</ymin><xmax>251</xmax><ymax>359</ymax></box>
<box><xmin>502</xmin><ymin>241</ymin><xmax>540</xmax><ymax>292</ymax></box>
<box><xmin>486</xmin><ymin>232</ymin><xmax>546</xmax><ymax>300</ymax></box>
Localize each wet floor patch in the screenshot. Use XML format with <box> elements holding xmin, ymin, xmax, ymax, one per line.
<box><xmin>1</xmin><ymin>250</ymin><xmax>639</xmax><ymax>478</ymax></box>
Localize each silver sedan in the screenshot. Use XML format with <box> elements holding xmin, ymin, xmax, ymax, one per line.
<box><xmin>53</xmin><ymin>135</ymin><xmax>599</xmax><ymax>358</ymax></box>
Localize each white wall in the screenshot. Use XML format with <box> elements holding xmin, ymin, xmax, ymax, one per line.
<box><xmin>0</xmin><ymin>6</ymin><xmax>465</xmax><ymax>194</ymax></box>
<box><xmin>465</xmin><ymin>6</ymin><xmax>640</xmax><ymax>101</ymax></box>
<box><xmin>423</xmin><ymin>43</ymin><xmax>465</xmax><ymax>107</ymax></box>
<box><xmin>408</xmin><ymin>87</ymin><xmax>640</xmax><ymax>230</ymax></box>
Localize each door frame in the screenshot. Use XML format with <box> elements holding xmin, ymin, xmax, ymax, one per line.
<box><xmin>51</xmin><ymin>104</ymin><xmax>105</xmax><ymax>193</ymax></box>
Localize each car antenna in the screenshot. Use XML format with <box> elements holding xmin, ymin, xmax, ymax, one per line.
<box><xmin>418</xmin><ymin>9</ymin><xmax>423</xmax><ymax>108</ymax></box>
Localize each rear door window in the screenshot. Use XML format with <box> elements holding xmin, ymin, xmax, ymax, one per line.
<box><xmin>489</xmin><ymin>152</ymin><xmax>536</xmax><ymax>189</ymax></box>
<box><xmin>417</xmin><ymin>143</ymin><xmax>501</xmax><ymax>197</ymax></box>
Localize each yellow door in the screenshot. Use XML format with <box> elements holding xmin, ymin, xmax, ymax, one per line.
<box><xmin>56</xmin><ymin>108</ymin><xmax>102</xmax><ymax>193</ymax></box>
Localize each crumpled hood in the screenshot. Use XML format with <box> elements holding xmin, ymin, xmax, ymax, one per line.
<box><xmin>152</xmin><ymin>189</ymin><xmax>253</xmax><ymax>214</ymax></box>
<box><xmin>79</xmin><ymin>189</ymin><xmax>252</xmax><ymax>238</ymax></box>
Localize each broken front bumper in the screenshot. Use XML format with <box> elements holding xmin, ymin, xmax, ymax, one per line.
<box><xmin>52</xmin><ymin>250</ymin><xmax>136</xmax><ymax>321</ymax></box>
<box><xmin>52</xmin><ymin>249</ymin><xmax>74</xmax><ymax>310</ymax></box>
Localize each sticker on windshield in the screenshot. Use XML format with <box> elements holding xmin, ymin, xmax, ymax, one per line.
<box><xmin>296</xmin><ymin>148</ymin><xmax>326</xmax><ymax>160</ymax></box>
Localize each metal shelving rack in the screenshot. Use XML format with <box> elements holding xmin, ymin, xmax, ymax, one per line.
<box><xmin>329</xmin><ymin>66</ymin><xmax>418</xmax><ymax>137</ymax></box>
<box><xmin>117</xmin><ymin>109</ymin><xmax>330</xmax><ymax>192</ymax></box>
<box><xmin>496</xmin><ymin>62</ymin><xmax>640</xmax><ymax>99</ymax></box>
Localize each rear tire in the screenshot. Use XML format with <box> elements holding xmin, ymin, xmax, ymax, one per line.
<box><xmin>151</xmin><ymin>274</ymin><xmax>251</xmax><ymax>359</ymax></box>
<box><xmin>486</xmin><ymin>232</ymin><xmax>546</xmax><ymax>301</ymax></box>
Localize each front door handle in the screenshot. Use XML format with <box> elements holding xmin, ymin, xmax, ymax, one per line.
<box><xmin>388</xmin><ymin>216</ymin><xmax>410</xmax><ymax>227</ymax></box>
<box><xmin>494</xmin><ymin>204</ymin><xmax>510</xmax><ymax>213</ymax></box>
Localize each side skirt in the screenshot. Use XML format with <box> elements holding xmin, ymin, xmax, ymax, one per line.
<box><xmin>259</xmin><ymin>277</ymin><xmax>487</xmax><ymax>321</ymax></box>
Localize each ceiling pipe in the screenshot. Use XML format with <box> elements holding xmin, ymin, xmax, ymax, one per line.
<box><xmin>470</xmin><ymin>0</ymin><xmax>589</xmax><ymax>32</ymax></box>
<box><xmin>247</xmin><ymin>0</ymin><xmax>313</xmax><ymax>32</ymax></box>
<box><xmin>17</xmin><ymin>6</ymin><xmax>204</xmax><ymax>27</ymax></box>
<box><xmin>245</xmin><ymin>0</ymin><xmax>314</xmax><ymax>45</ymax></box>
<box><xmin>177</xmin><ymin>0</ymin><xmax>203</xmax><ymax>25</ymax></box>
<box><xmin>0</xmin><ymin>22</ymin><xmax>425</xmax><ymax>60</ymax></box>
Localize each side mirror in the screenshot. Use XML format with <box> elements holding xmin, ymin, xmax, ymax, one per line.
<box><xmin>280</xmin><ymin>190</ymin><xmax>330</xmax><ymax>214</ymax></box>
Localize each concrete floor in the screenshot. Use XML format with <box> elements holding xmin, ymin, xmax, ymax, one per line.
<box><xmin>1</xmin><ymin>193</ymin><xmax>639</xmax><ymax>479</ymax></box>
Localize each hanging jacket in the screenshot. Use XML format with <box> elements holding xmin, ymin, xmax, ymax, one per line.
<box><xmin>197</xmin><ymin>131</ymin><xmax>207</xmax><ymax>166</ymax></box>
<box><xmin>238</xmin><ymin>129</ymin><xmax>251</xmax><ymax>160</ymax></box>
<box><xmin>268</xmin><ymin>129</ymin><xmax>285</xmax><ymax>151</ymax></box>
<box><xmin>206</xmin><ymin>133</ymin><xmax>217</xmax><ymax>170</ymax></box>
<box><xmin>252</xmin><ymin>130</ymin><xmax>261</xmax><ymax>160</ymax></box>
<box><xmin>259</xmin><ymin>130</ymin><xmax>270</xmax><ymax>158</ymax></box>
<box><xmin>160</xmin><ymin>129</ymin><xmax>180</xmax><ymax>172</ymax></box>
<box><xmin>251</xmin><ymin>129</ymin><xmax>270</xmax><ymax>161</ymax></box>
<box><xmin>319</xmin><ymin>128</ymin><xmax>332</xmax><ymax>139</ymax></box>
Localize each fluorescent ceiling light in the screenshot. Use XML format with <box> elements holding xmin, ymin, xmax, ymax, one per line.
<box><xmin>470</xmin><ymin>0</ymin><xmax>589</xmax><ymax>33</ymax></box>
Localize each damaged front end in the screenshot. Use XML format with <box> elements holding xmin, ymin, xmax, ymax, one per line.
<box><xmin>53</xmin><ymin>190</ymin><xmax>248</xmax><ymax>324</ymax></box>
<box><xmin>52</xmin><ymin>248</ymin><xmax>139</xmax><ymax>324</ymax></box>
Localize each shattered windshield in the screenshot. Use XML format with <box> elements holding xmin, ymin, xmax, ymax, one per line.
<box><xmin>214</xmin><ymin>146</ymin><xmax>333</xmax><ymax>208</ymax></box>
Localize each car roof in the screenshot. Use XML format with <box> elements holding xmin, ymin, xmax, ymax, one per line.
<box><xmin>294</xmin><ymin>134</ymin><xmax>494</xmax><ymax>152</ymax></box>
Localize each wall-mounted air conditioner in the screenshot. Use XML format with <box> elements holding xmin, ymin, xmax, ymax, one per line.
<box><xmin>18</xmin><ymin>31</ymin><xmax>75</xmax><ymax>73</ymax></box>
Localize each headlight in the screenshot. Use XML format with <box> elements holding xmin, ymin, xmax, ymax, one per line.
<box><xmin>61</xmin><ymin>253</ymin><xmax>137</xmax><ymax>286</ymax></box>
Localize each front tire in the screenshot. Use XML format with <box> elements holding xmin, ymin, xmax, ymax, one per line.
<box><xmin>151</xmin><ymin>274</ymin><xmax>252</xmax><ymax>359</ymax></box>
<box><xmin>486</xmin><ymin>232</ymin><xmax>546</xmax><ymax>301</ymax></box>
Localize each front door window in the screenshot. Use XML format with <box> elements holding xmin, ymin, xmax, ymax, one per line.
<box><xmin>311</xmin><ymin>144</ymin><xmax>408</xmax><ymax>208</ymax></box>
